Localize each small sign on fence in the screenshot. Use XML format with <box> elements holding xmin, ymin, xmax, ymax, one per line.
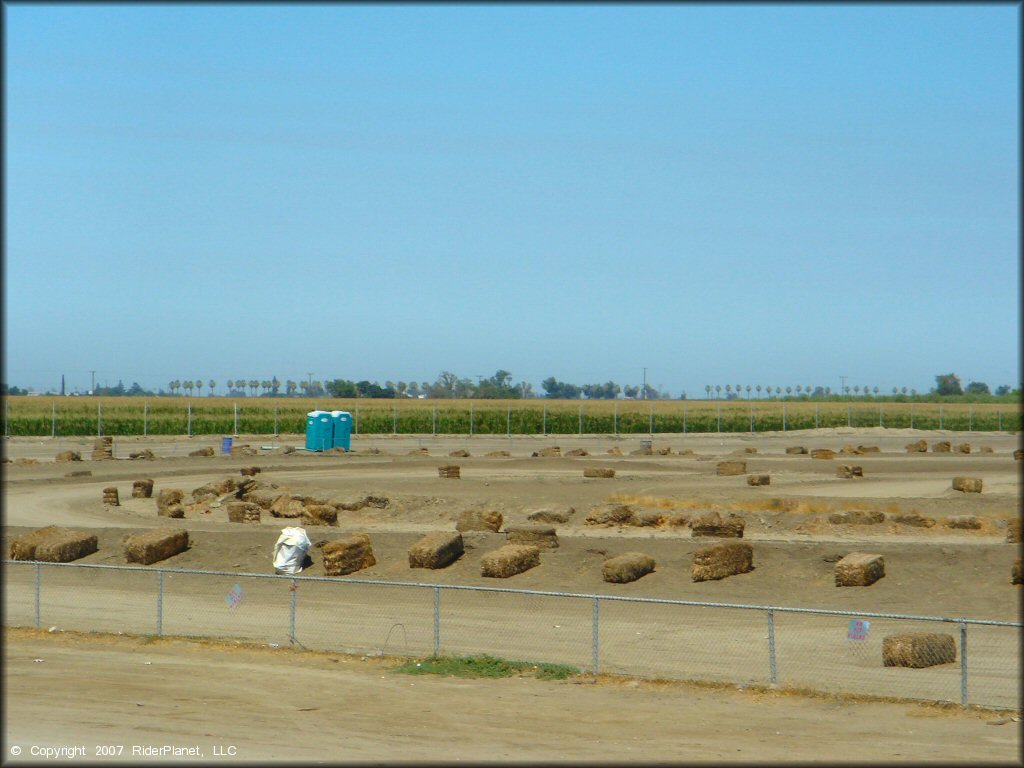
<box><xmin>847</xmin><ymin>618</ymin><xmax>870</xmax><ymax>641</ymax></box>
<box><xmin>225</xmin><ymin>583</ymin><xmax>245</xmax><ymax>609</ymax></box>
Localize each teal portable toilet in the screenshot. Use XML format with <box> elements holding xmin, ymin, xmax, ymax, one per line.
<box><xmin>305</xmin><ymin>410</ymin><xmax>332</xmax><ymax>451</ymax></box>
<box><xmin>330</xmin><ymin>410</ymin><xmax>352</xmax><ymax>451</ymax></box>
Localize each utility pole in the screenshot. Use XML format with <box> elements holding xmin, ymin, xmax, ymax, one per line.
<box><xmin>90</xmin><ymin>370</ymin><xmax>96</xmax><ymax>395</ymax></box>
<box><xmin>307</xmin><ymin>372</ymin><xmax>314</xmax><ymax>390</ymax></box>
<box><xmin>642</xmin><ymin>367</ymin><xmax>647</xmax><ymax>400</ymax></box>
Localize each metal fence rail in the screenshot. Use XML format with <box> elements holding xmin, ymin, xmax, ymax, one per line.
<box><xmin>3</xmin><ymin>560</ymin><xmax>1019</xmax><ymax>710</ymax></box>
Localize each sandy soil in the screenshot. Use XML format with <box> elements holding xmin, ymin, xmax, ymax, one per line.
<box><xmin>3</xmin><ymin>428</ymin><xmax>1021</xmax><ymax>762</ymax></box>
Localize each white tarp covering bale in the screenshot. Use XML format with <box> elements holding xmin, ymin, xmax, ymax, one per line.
<box><xmin>273</xmin><ymin>527</ymin><xmax>312</xmax><ymax>575</ymax></box>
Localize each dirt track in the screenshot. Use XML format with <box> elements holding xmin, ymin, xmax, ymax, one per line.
<box><xmin>3</xmin><ymin>428</ymin><xmax>1021</xmax><ymax>762</ymax></box>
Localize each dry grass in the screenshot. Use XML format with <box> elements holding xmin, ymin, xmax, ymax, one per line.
<box><xmin>607</xmin><ymin>494</ymin><xmax>860</xmax><ymax>516</ymax></box>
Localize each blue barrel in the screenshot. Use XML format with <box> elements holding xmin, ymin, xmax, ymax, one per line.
<box><xmin>221</xmin><ymin>436</ymin><xmax>233</xmax><ymax>454</ymax></box>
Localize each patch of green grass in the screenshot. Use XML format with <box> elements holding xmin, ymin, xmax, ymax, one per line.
<box><xmin>394</xmin><ymin>654</ymin><xmax>579</xmax><ymax>681</ymax></box>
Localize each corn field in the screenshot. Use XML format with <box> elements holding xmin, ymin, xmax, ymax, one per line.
<box><xmin>2</xmin><ymin>397</ymin><xmax>1020</xmax><ymax>437</ymax></box>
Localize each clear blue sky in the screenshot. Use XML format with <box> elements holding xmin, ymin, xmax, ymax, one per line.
<box><xmin>4</xmin><ymin>4</ymin><xmax>1019</xmax><ymax>396</ymax></box>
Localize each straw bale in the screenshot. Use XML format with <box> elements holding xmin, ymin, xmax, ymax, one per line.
<box><xmin>528</xmin><ymin>508</ymin><xmax>574</xmax><ymax>524</ymax></box>
<box><xmin>891</xmin><ymin>513</ymin><xmax>936</xmax><ymax>528</ymax></box>
<box><xmin>828</xmin><ymin>510</ymin><xmax>884</xmax><ymax>526</ymax></box>
<box><xmin>161</xmin><ymin>505</ymin><xmax>185</xmax><ymax>519</ymax></box>
<box><xmin>226</xmin><ymin>501</ymin><xmax>261</xmax><ymax>524</ymax></box>
<box><xmin>242</xmin><ymin>490</ymin><xmax>278</xmax><ymax>510</ymax></box>
<box><xmin>128</xmin><ymin>449</ymin><xmax>155</xmax><ymax>460</ymax></box>
<box><xmin>155</xmin><ymin>489</ymin><xmax>184</xmax><ymax>514</ymax></box>
<box><xmin>944</xmin><ymin>515</ymin><xmax>981</xmax><ymax>530</ymax></box>
<box><xmin>931</xmin><ymin>440</ymin><xmax>952</xmax><ymax>453</ymax></box>
<box><xmin>656</xmin><ymin>446</ymin><xmax>671</xmax><ymax>455</ymax></box>
<box><xmin>103</xmin><ymin>487</ymin><xmax>119</xmax><ymax>506</ymax></box>
<box><xmin>677</xmin><ymin>448</ymin><xmax>696</xmax><ymax>456</ymax></box>
<box><xmin>979</xmin><ymin>445</ymin><xmax>994</xmax><ymax>454</ymax></box>
<box><xmin>1006</xmin><ymin>519</ymin><xmax>1021</xmax><ymax>544</ymax></box>
<box><xmin>301</xmin><ymin>504</ymin><xmax>339</xmax><ymax>527</ymax></box>
<box><xmin>131</xmin><ymin>479</ymin><xmax>154</xmax><ymax>498</ymax></box>
<box><xmin>94</xmin><ymin>436</ymin><xmax>113</xmax><ymax>447</ymax></box>
<box><xmin>270</xmin><ymin>494</ymin><xmax>305</xmax><ymax>518</ymax></box>
<box><xmin>666</xmin><ymin>512</ymin><xmax>691</xmax><ymax>528</ymax></box>
<box><xmin>951</xmin><ymin>477</ymin><xmax>982</xmax><ymax>493</ymax></box>
<box><xmin>13</xmin><ymin>458</ymin><xmax>39</xmax><ymax>465</ymax></box>
<box><xmin>1013</xmin><ymin>559</ymin><xmax>1022</xmax><ymax>585</ymax></box>
<box><xmin>189</xmin><ymin>447</ymin><xmax>215</xmax><ymax>457</ymax></box>
<box><xmin>408</xmin><ymin>531</ymin><xmax>464</xmax><ymax>569</ymax></box>
<box><xmin>742</xmin><ymin>447</ymin><xmax>758</xmax><ymax>454</ymax></box>
<box><xmin>839</xmin><ymin>444</ymin><xmax>860</xmax><ymax>455</ymax></box>
<box><xmin>954</xmin><ymin>443</ymin><xmax>971</xmax><ymax>454</ymax></box>
<box><xmin>716</xmin><ymin>461</ymin><xmax>746</xmax><ymax>476</ymax></box>
<box><xmin>65</xmin><ymin>470</ymin><xmax>91</xmax><ymax>477</ymax></box>
<box><xmin>533</xmin><ymin>446</ymin><xmax>562</xmax><ymax>457</ymax></box>
<box><xmin>606</xmin><ymin>447</ymin><xmax>623</xmax><ymax>456</ymax></box>
<box><xmin>449</xmin><ymin>449</ymin><xmax>471</xmax><ymax>458</ymax></box>
<box><xmin>602</xmin><ymin>552</ymin><xmax>656</xmax><ymax>584</ymax></box>
<box><xmin>565</xmin><ymin>448</ymin><xmax>590</xmax><ymax>457</ymax></box>
<box><xmin>34</xmin><ymin>529</ymin><xmax>98</xmax><ymax>563</ymax></box>
<box><xmin>630</xmin><ymin>446</ymin><xmax>654</xmax><ymax>456</ymax></box>
<box><xmin>234</xmin><ymin>478</ymin><xmax>257</xmax><ymax>497</ymax></box>
<box><xmin>1014</xmin><ymin>449</ymin><xmax>1024</xmax><ymax>461</ymax></box>
<box><xmin>213</xmin><ymin>478</ymin><xmax>238</xmax><ymax>495</ymax></box>
<box><xmin>10</xmin><ymin>526</ymin><xmax>63</xmax><ymax>560</ymax></box>
<box><xmin>905</xmin><ymin>440</ymin><xmax>928</xmax><ymax>453</ymax></box>
<box><xmin>438</xmin><ymin>465</ymin><xmax>461</xmax><ymax>479</ymax></box>
<box><xmin>484</xmin><ymin>450</ymin><xmax>510</xmax><ymax>457</ymax></box>
<box><xmin>810</xmin><ymin>449</ymin><xmax>835</xmax><ymax>459</ymax></box>
<box><xmin>240</xmin><ymin>466</ymin><xmax>261</xmax><ymax>476</ymax></box>
<box><xmin>506</xmin><ymin>526</ymin><xmax>559</xmax><ymax>549</ymax></box>
<box><xmin>480</xmin><ymin>544</ymin><xmax>540</xmax><ymax>578</ymax></box>
<box><xmin>408</xmin><ymin>448</ymin><xmax>430</xmax><ymax>455</ymax></box>
<box><xmin>191</xmin><ymin>483</ymin><xmax>220</xmax><ymax>502</ymax></box>
<box><xmin>322</xmin><ymin>533</ymin><xmax>376</xmax><ymax>576</ymax></box>
<box><xmin>456</xmin><ymin>509</ymin><xmax>503</xmax><ymax>533</ymax></box>
<box><xmin>584</xmin><ymin>467</ymin><xmax>616</xmax><ymax>478</ymax></box>
<box><xmin>363</xmin><ymin>495</ymin><xmax>389</xmax><ymax>508</ymax></box>
<box><xmin>836</xmin><ymin>465</ymin><xmax>864</xmax><ymax>479</ymax></box>
<box><xmin>692</xmin><ymin>541</ymin><xmax>753</xmax><ymax>582</ymax></box>
<box><xmin>785</xmin><ymin>446</ymin><xmax>807</xmax><ymax>454</ymax></box>
<box><xmin>834</xmin><ymin>552</ymin><xmax>885</xmax><ymax>586</ymax></box>
<box><xmin>882</xmin><ymin>633</ymin><xmax>956</xmax><ymax>668</ymax></box>
<box><xmin>631</xmin><ymin>509</ymin><xmax>664</xmax><ymax>527</ymax></box>
<box><xmin>124</xmin><ymin>527</ymin><xmax>189</xmax><ymax>565</ymax></box>
<box><xmin>857</xmin><ymin>445</ymin><xmax>881</xmax><ymax>453</ymax></box>
<box><xmin>747</xmin><ymin>474</ymin><xmax>770</xmax><ymax>486</ymax></box>
<box><xmin>55</xmin><ymin>450</ymin><xmax>81</xmax><ymax>462</ymax></box>
<box><xmin>690</xmin><ymin>511</ymin><xmax>745</xmax><ymax>538</ymax></box>
<box><xmin>584</xmin><ymin>504</ymin><xmax>636</xmax><ymax>527</ymax></box>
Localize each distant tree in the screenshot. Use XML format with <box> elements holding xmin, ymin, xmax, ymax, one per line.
<box><xmin>872</xmin><ymin>386</ymin><xmax>879</xmax><ymax>397</ymax></box>
<box><xmin>755</xmin><ymin>384</ymin><xmax>762</xmax><ymax>399</ymax></box>
<box><xmin>623</xmin><ymin>384</ymin><xmax>640</xmax><ymax>399</ymax></box>
<box><xmin>249</xmin><ymin>379</ymin><xmax>258</xmax><ymax>397</ymax></box>
<box><xmin>901</xmin><ymin>386</ymin><xmax>908</xmax><ymax>396</ymax></box>
<box><xmin>714</xmin><ymin>384</ymin><xmax>721</xmax><ymax>399</ymax></box>
<box><xmin>892</xmin><ymin>386</ymin><xmax>898</xmax><ymax>395</ymax></box>
<box><xmin>286</xmin><ymin>380</ymin><xmax>297</xmax><ymax>396</ymax></box>
<box><xmin>795</xmin><ymin>385</ymin><xmax>802</xmax><ymax>397</ymax></box>
<box><xmin>934</xmin><ymin>373</ymin><xmax>963</xmax><ymax>396</ymax></box>
<box><xmin>208</xmin><ymin>379</ymin><xmax>216</xmax><ymax>396</ymax></box>
<box><xmin>965</xmin><ymin>381</ymin><xmax>990</xmax><ymax>395</ymax></box>
<box><xmin>745</xmin><ymin>384</ymin><xmax>751</xmax><ymax>399</ymax></box>
<box><xmin>396</xmin><ymin>381</ymin><xmax>408</xmax><ymax>397</ymax></box>
<box><xmin>194</xmin><ymin>380</ymin><xmax>202</xmax><ymax>397</ymax></box>
<box><xmin>705</xmin><ymin>385</ymin><xmax>711</xmax><ymax>399</ymax></box>
<box><xmin>226</xmin><ymin>380</ymin><xmax>233</xmax><ymax>393</ymax></box>
<box><xmin>725</xmin><ymin>385</ymin><xmax>732</xmax><ymax>398</ymax></box>
<box><xmin>785</xmin><ymin>386</ymin><xmax>792</xmax><ymax>397</ymax></box>
<box><xmin>853</xmin><ymin>385</ymin><xmax>860</xmax><ymax>396</ymax></box>
<box><xmin>325</xmin><ymin>379</ymin><xmax>358</xmax><ymax>398</ymax></box>
<box><xmin>824</xmin><ymin>387</ymin><xmax>831</xmax><ymax>397</ymax></box>
<box><xmin>995</xmin><ymin>384</ymin><xmax>1011</xmax><ymax>396</ymax></box>
<box><xmin>271</xmin><ymin>377</ymin><xmax>280</xmax><ymax>396</ymax></box>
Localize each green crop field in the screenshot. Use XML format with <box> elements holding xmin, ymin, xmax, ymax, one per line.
<box><xmin>2</xmin><ymin>396</ymin><xmax>1020</xmax><ymax>437</ymax></box>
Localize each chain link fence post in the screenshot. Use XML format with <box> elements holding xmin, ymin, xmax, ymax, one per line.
<box><xmin>98</xmin><ymin>401</ymin><xmax>103</xmax><ymax>437</ymax></box>
<box><xmin>274</xmin><ymin>405</ymin><xmax>279</xmax><ymax>437</ymax></box>
<box><xmin>5</xmin><ymin>398</ymin><xmax>10</xmax><ymax>437</ymax></box>
<box><xmin>157</xmin><ymin>571</ymin><xmax>164</xmax><ymax>636</ymax></box>
<box><xmin>187</xmin><ymin>401</ymin><xmax>192</xmax><ymax>437</ymax></box>
<box><xmin>768</xmin><ymin>608</ymin><xmax>777</xmax><ymax>685</ymax></box>
<box><xmin>433</xmin><ymin>586</ymin><xmax>441</xmax><ymax>656</ymax></box>
<box><xmin>542</xmin><ymin>402</ymin><xmax>547</xmax><ymax>436</ymax></box>
<box><xmin>960</xmin><ymin>621</ymin><xmax>968</xmax><ymax>706</ymax></box>
<box><xmin>592</xmin><ymin>597</ymin><xmax>600</xmax><ymax>677</ymax></box>
<box><xmin>52</xmin><ymin>402</ymin><xmax>56</xmax><ymax>438</ymax></box>
<box><xmin>233</xmin><ymin>401</ymin><xmax>239</xmax><ymax>437</ymax></box>
<box><xmin>290</xmin><ymin>579</ymin><xmax>297</xmax><ymax>644</ymax></box>
<box><xmin>144</xmin><ymin>400</ymin><xmax>148</xmax><ymax>437</ymax></box>
<box><xmin>433</xmin><ymin>403</ymin><xmax>437</xmax><ymax>436</ymax></box>
<box><xmin>35</xmin><ymin>562</ymin><xmax>41</xmax><ymax>629</ymax></box>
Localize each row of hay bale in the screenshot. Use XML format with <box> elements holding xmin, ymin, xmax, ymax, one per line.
<box><xmin>9</xmin><ymin>525</ymin><xmax>188</xmax><ymax>565</ymax></box>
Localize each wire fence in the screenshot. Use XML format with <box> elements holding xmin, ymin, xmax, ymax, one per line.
<box><xmin>3</xmin><ymin>560</ymin><xmax>1019</xmax><ymax>710</ymax></box>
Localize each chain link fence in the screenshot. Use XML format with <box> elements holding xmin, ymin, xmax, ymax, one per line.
<box><xmin>3</xmin><ymin>560</ymin><xmax>1019</xmax><ymax>710</ymax></box>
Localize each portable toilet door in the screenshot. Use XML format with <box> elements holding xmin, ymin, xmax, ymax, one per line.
<box><xmin>305</xmin><ymin>410</ymin><xmax>332</xmax><ymax>451</ymax></box>
<box><xmin>330</xmin><ymin>410</ymin><xmax>352</xmax><ymax>451</ymax></box>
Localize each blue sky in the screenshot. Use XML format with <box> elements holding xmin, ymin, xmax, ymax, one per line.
<box><xmin>4</xmin><ymin>4</ymin><xmax>1019</xmax><ymax>396</ymax></box>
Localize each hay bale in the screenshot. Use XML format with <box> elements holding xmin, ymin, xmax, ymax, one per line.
<box><xmin>828</xmin><ymin>510</ymin><xmax>885</xmax><ymax>525</ymax></box>
<box><xmin>785</xmin><ymin>446</ymin><xmax>807</xmax><ymax>454</ymax></box>
<box><xmin>891</xmin><ymin>513</ymin><xmax>936</xmax><ymax>528</ymax></box>
<box><xmin>234</xmin><ymin>477</ymin><xmax>257</xmax><ymax>497</ymax></box>
<box><xmin>630</xmin><ymin>446</ymin><xmax>654</xmax><ymax>456</ymax></box>
<box><xmin>666</xmin><ymin>512</ymin><xmax>691</xmax><ymax>528</ymax></box>
<box><xmin>692</xmin><ymin>541</ymin><xmax>753</xmax><ymax>582</ymax></box>
<box><xmin>677</xmin><ymin>448</ymin><xmax>696</xmax><ymax>456</ymax></box>
<box><xmin>810</xmin><ymin>449</ymin><xmax>835</xmax><ymax>459</ymax></box>
<box><xmin>244</xmin><ymin>490</ymin><xmax>279</xmax><ymax>510</ymax></box>
<box><xmin>527</xmin><ymin>508</ymin><xmax>574</xmax><ymax>524</ymax></box>
<box><xmin>857</xmin><ymin>445</ymin><xmax>881</xmax><ymax>453</ymax></box>
<box><xmin>65</xmin><ymin>470</ymin><xmax>91</xmax><ymax>477</ymax></box>
<box><xmin>1014</xmin><ymin>449</ymin><xmax>1023</xmax><ymax>461</ymax></box>
<box><xmin>836</xmin><ymin>465</ymin><xmax>864</xmax><ymax>479</ymax></box>
<box><xmin>742</xmin><ymin>447</ymin><xmax>758</xmax><ymax>454</ymax></box>
<box><xmin>584</xmin><ymin>504</ymin><xmax>635</xmax><ymax>526</ymax></box>
<box><xmin>584</xmin><ymin>467</ymin><xmax>615</xmax><ymax>478</ymax></box>
<box><xmin>835</xmin><ymin>552</ymin><xmax>885</xmax><ymax>586</ymax></box>
<box><xmin>448</xmin><ymin>449</ymin><xmax>470</xmax><ymax>458</ymax></box>
<box><xmin>240</xmin><ymin>466</ymin><xmax>261</xmax><ymax>476</ymax></box>
<box><xmin>905</xmin><ymin>439</ymin><xmax>928</xmax><ymax>453</ymax></box>
<box><xmin>322</xmin><ymin>533</ymin><xmax>376</xmax><ymax>576</ymax></box>
<box><xmin>408</xmin><ymin>531</ymin><xmax>464</xmax><ymax>569</ymax></box>
<box><xmin>128</xmin><ymin>449</ymin><xmax>154</xmax><ymax>460</ymax></box>
<box><xmin>952</xmin><ymin>477</ymin><xmax>983</xmax><ymax>493</ymax></box>
<box><xmin>954</xmin><ymin>443</ymin><xmax>971</xmax><ymax>454</ymax></box>
<box><xmin>156</xmin><ymin>489</ymin><xmax>183</xmax><ymax>514</ymax></box>
<box><xmin>839</xmin><ymin>444</ymin><xmax>860</xmax><ymax>455</ymax></box>
<box><xmin>10</xmin><ymin>526</ymin><xmax>63</xmax><ymax>560</ymax></box>
<box><xmin>191</xmin><ymin>483</ymin><xmax>220</xmax><ymax>502</ymax></box>
<box><xmin>301</xmin><ymin>504</ymin><xmax>338</xmax><ymax>527</ymax></box>
<box><xmin>438</xmin><ymin>464</ymin><xmax>461</xmax><ymax>479</ymax></box>
<box><xmin>931</xmin><ymin>440</ymin><xmax>952</xmax><ymax>453</ymax></box>
<box><xmin>1013</xmin><ymin>559</ymin><xmax>1022</xmax><ymax>585</ymax></box>
<box><xmin>533</xmin><ymin>446</ymin><xmax>562</xmax><ymax>458</ymax></box>
<box><xmin>979</xmin><ymin>445</ymin><xmax>994</xmax><ymax>454</ymax></box>
<box><xmin>565</xmin><ymin>448</ymin><xmax>590</xmax><ymax>457</ymax></box>
<box><xmin>506</xmin><ymin>526</ymin><xmax>558</xmax><ymax>549</ymax></box>
<box><xmin>363</xmin><ymin>495</ymin><xmax>389</xmax><ymax>508</ymax></box>
<box><xmin>456</xmin><ymin>509</ymin><xmax>503</xmax><ymax>533</ymax></box>
<box><xmin>124</xmin><ymin>527</ymin><xmax>189</xmax><ymax>565</ymax></box>
<box><xmin>631</xmin><ymin>509</ymin><xmax>664</xmax><ymax>527</ymax></box>
<box><xmin>162</xmin><ymin>505</ymin><xmax>185</xmax><ymax>519</ymax></box>
<box><xmin>270</xmin><ymin>494</ymin><xmax>305</xmax><ymax>518</ymax></box>
<box><xmin>131</xmin><ymin>479</ymin><xmax>154</xmax><ymax>498</ymax></box>
<box><xmin>480</xmin><ymin>544</ymin><xmax>540</xmax><ymax>578</ymax></box>
<box><xmin>690</xmin><ymin>511</ymin><xmax>745</xmax><ymax>538</ymax></box>
<box><xmin>1005</xmin><ymin>519</ymin><xmax>1021</xmax><ymax>543</ymax></box>
<box><xmin>408</xmin><ymin>448</ymin><xmax>430</xmax><ymax>456</ymax></box>
<box><xmin>188</xmin><ymin>447</ymin><xmax>214</xmax><ymax>457</ymax></box>
<box><xmin>34</xmin><ymin>529</ymin><xmax>98</xmax><ymax>563</ymax></box>
<box><xmin>55</xmin><ymin>450</ymin><xmax>81</xmax><ymax>462</ymax></box>
<box><xmin>716</xmin><ymin>460</ymin><xmax>746</xmax><ymax>476</ymax></box>
<box><xmin>602</xmin><ymin>552</ymin><xmax>656</xmax><ymax>584</ymax></box>
<box><xmin>606</xmin><ymin>447</ymin><xmax>623</xmax><ymax>456</ymax></box>
<box><xmin>747</xmin><ymin>474</ymin><xmax>770</xmax><ymax>486</ymax></box>
<box><xmin>13</xmin><ymin>458</ymin><xmax>39</xmax><ymax>465</ymax></box>
<box><xmin>882</xmin><ymin>633</ymin><xmax>956</xmax><ymax>668</ymax></box>
<box><xmin>944</xmin><ymin>515</ymin><xmax>981</xmax><ymax>530</ymax></box>
<box><xmin>484</xmin><ymin>450</ymin><xmax>510</xmax><ymax>457</ymax></box>
<box><xmin>102</xmin><ymin>487</ymin><xmax>119</xmax><ymax>506</ymax></box>
<box><xmin>226</xmin><ymin>501</ymin><xmax>261</xmax><ymax>524</ymax></box>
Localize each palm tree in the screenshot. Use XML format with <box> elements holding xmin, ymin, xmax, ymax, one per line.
<box><xmin>745</xmin><ymin>384</ymin><xmax>751</xmax><ymax>399</ymax></box>
<box><xmin>824</xmin><ymin>386</ymin><xmax>831</xmax><ymax>397</ymax></box>
<box><xmin>853</xmin><ymin>385</ymin><xmax>860</xmax><ymax>396</ymax></box>
<box><xmin>208</xmin><ymin>379</ymin><xmax>216</xmax><ymax>396</ymax></box>
<box><xmin>705</xmin><ymin>385</ymin><xmax>712</xmax><ymax>399</ymax></box>
<box><xmin>725</xmin><ymin>384</ymin><xmax>732</xmax><ymax>399</ymax></box>
<box><xmin>892</xmin><ymin>386</ymin><xmax>898</xmax><ymax>396</ymax></box>
<box><xmin>795</xmin><ymin>385</ymin><xmax>802</xmax><ymax>397</ymax></box>
<box><xmin>286</xmin><ymin>380</ymin><xmax>297</xmax><ymax>397</ymax></box>
<box><xmin>248</xmin><ymin>379</ymin><xmax>258</xmax><ymax>397</ymax></box>
<box><xmin>872</xmin><ymin>386</ymin><xmax>879</xmax><ymax>397</ymax></box>
<box><xmin>755</xmin><ymin>384</ymin><xmax>762</xmax><ymax>399</ymax></box>
<box><xmin>714</xmin><ymin>384</ymin><xmax>722</xmax><ymax>399</ymax></box>
<box><xmin>195</xmin><ymin>380</ymin><xmax>203</xmax><ymax>397</ymax></box>
<box><xmin>226</xmin><ymin>380</ymin><xmax>233</xmax><ymax>394</ymax></box>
